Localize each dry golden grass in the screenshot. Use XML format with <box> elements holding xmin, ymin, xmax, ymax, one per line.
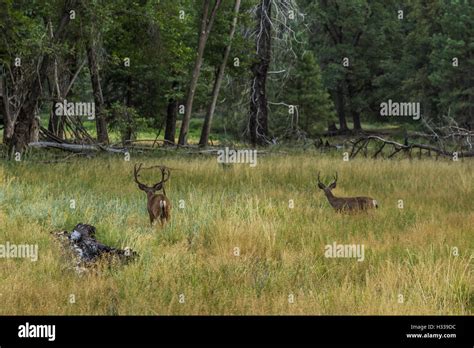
<box><xmin>0</xmin><ymin>153</ymin><xmax>472</xmax><ymax>314</ymax></box>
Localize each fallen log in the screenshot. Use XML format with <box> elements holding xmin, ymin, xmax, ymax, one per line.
<box><xmin>52</xmin><ymin>223</ymin><xmax>138</xmax><ymax>273</ymax></box>
<box><xmin>29</xmin><ymin>141</ymin><xmax>128</xmax><ymax>153</ymax></box>
<box><xmin>350</xmin><ymin>135</ymin><xmax>474</xmax><ymax>159</ymax></box>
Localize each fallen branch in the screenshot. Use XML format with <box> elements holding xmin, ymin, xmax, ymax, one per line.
<box><xmin>350</xmin><ymin>135</ymin><xmax>474</xmax><ymax>159</ymax></box>
<box><xmin>29</xmin><ymin>141</ymin><xmax>128</xmax><ymax>153</ymax></box>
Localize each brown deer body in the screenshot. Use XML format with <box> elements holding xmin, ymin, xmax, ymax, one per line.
<box><xmin>317</xmin><ymin>172</ymin><xmax>378</xmax><ymax>212</ymax></box>
<box><xmin>134</xmin><ymin>163</ymin><xmax>171</xmax><ymax>225</ymax></box>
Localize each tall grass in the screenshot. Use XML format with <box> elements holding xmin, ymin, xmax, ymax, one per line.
<box><xmin>0</xmin><ymin>153</ymin><xmax>472</xmax><ymax>314</ymax></box>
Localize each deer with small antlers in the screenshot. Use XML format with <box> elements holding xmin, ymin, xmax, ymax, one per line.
<box><xmin>133</xmin><ymin>163</ymin><xmax>171</xmax><ymax>226</ymax></box>
<box><xmin>317</xmin><ymin>172</ymin><xmax>378</xmax><ymax>212</ymax></box>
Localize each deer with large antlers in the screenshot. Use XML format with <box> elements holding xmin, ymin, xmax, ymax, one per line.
<box><xmin>317</xmin><ymin>172</ymin><xmax>378</xmax><ymax>212</ymax></box>
<box><xmin>133</xmin><ymin>163</ymin><xmax>171</xmax><ymax>226</ymax></box>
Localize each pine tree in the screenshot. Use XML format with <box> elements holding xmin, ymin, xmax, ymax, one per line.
<box><xmin>287</xmin><ymin>51</ymin><xmax>336</xmax><ymax>136</ymax></box>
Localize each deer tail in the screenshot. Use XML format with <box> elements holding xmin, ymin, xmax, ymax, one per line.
<box><xmin>372</xmin><ymin>199</ymin><xmax>378</xmax><ymax>209</ymax></box>
<box><xmin>159</xmin><ymin>200</ymin><xmax>167</xmax><ymax>219</ymax></box>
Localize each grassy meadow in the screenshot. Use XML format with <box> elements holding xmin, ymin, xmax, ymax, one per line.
<box><xmin>0</xmin><ymin>152</ymin><xmax>472</xmax><ymax>315</ymax></box>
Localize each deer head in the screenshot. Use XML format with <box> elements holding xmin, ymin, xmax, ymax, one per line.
<box><xmin>317</xmin><ymin>171</ymin><xmax>337</xmax><ymax>192</ymax></box>
<box><xmin>317</xmin><ymin>171</ymin><xmax>377</xmax><ymax>212</ymax></box>
<box><xmin>134</xmin><ymin>163</ymin><xmax>171</xmax><ymax>225</ymax></box>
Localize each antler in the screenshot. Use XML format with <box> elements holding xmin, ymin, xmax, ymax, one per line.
<box><xmin>160</xmin><ymin>166</ymin><xmax>171</xmax><ymax>184</ymax></box>
<box><xmin>151</xmin><ymin>166</ymin><xmax>171</xmax><ymax>194</ymax></box>
<box><xmin>134</xmin><ymin>163</ymin><xmax>170</xmax><ymax>193</ymax></box>
<box><xmin>133</xmin><ymin>163</ymin><xmax>142</xmax><ymax>183</ymax></box>
<box><xmin>134</xmin><ymin>163</ymin><xmax>150</xmax><ymax>191</ymax></box>
<box><xmin>330</xmin><ymin>172</ymin><xmax>338</xmax><ymax>186</ymax></box>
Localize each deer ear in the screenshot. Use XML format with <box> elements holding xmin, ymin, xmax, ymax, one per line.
<box><xmin>329</xmin><ymin>182</ymin><xmax>336</xmax><ymax>189</ymax></box>
<box><xmin>317</xmin><ymin>183</ymin><xmax>325</xmax><ymax>190</ymax></box>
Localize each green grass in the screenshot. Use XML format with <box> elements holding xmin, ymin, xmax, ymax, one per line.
<box><xmin>0</xmin><ymin>152</ymin><xmax>472</xmax><ymax>314</ymax></box>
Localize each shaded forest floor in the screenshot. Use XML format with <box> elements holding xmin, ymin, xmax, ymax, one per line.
<box><xmin>0</xmin><ymin>153</ymin><xmax>472</xmax><ymax>314</ymax></box>
<box><xmin>29</xmin><ymin>116</ymin><xmax>415</xmax><ymax>146</ymax></box>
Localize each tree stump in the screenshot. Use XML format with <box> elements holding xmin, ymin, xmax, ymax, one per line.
<box><xmin>52</xmin><ymin>223</ymin><xmax>138</xmax><ymax>273</ymax></box>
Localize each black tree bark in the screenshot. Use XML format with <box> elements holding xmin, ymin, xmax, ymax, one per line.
<box><xmin>164</xmin><ymin>97</ymin><xmax>178</xmax><ymax>145</ymax></box>
<box><xmin>334</xmin><ymin>86</ymin><xmax>348</xmax><ymax>132</ymax></box>
<box><xmin>345</xmin><ymin>78</ymin><xmax>362</xmax><ymax>131</ymax></box>
<box><xmin>249</xmin><ymin>0</ymin><xmax>271</xmax><ymax>146</ymax></box>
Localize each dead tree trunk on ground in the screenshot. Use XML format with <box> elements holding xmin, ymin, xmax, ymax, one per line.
<box><xmin>349</xmin><ymin>135</ymin><xmax>474</xmax><ymax>159</ymax></box>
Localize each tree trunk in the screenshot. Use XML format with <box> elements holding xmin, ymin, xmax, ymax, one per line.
<box><xmin>8</xmin><ymin>81</ymin><xmax>43</xmax><ymax>154</ymax></box>
<box><xmin>334</xmin><ymin>86</ymin><xmax>348</xmax><ymax>132</ymax></box>
<box><xmin>120</xmin><ymin>76</ymin><xmax>134</xmax><ymax>145</ymax></box>
<box><xmin>345</xmin><ymin>78</ymin><xmax>362</xmax><ymax>131</ymax></box>
<box><xmin>178</xmin><ymin>0</ymin><xmax>221</xmax><ymax>146</ymax></box>
<box><xmin>199</xmin><ymin>0</ymin><xmax>241</xmax><ymax>147</ymax></box>
<box><xmin>0</xmin><ymin>75</ymin><xmax>14</xmax><ymax>144</ymax></box>
<box><xmin>249</xmin><ymin>0</ymin><xmax>272</xmax><ymax>147</ymax></box>
<box><xmin>164</xmin><ymin>96</ymin><xmax>178</xmax><ymax>145</ymax></box>
<box><xmin>48</xmin><ymin>103</ymin><xmax>64</xmax><ymax>138</ymax></box>
<box><xmin>352</xmin><ymin>111</ymin><xmax>362</xmax><ymax>130</ymax></box>
<box><xmin>6</xmin><ymin>0</ymin><xmax>76</xmax><ymax>155</ymax></box>
<box><xmin>48</xmin><ymin>54</ymin><xmax>76</xmax><ymax>139</ymax></box>
<box><xmin>86</xmin><ymin>39</ymin><xmax>109</xmax><ymax>144</ymax></box>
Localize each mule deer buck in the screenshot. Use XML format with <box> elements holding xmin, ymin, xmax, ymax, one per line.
<box><xmin>317</xmin><ymin>172</ymin><xmax>378</xmax><ymax>212</ymax></box>
<box><xmin>133</xmin><ymin>163</ymin><xmax>171</xmax><ymax>226</ymax></box>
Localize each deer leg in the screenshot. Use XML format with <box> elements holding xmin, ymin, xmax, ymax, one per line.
<box><xmin>159</xmin><ymin>208</ymin><xmax>169</xmax><ymax>226</ymax></box>
<box><xmin>149</xmin><ymin>212</ymin><xmax>155</xmax><ymax>226</ymax></box>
